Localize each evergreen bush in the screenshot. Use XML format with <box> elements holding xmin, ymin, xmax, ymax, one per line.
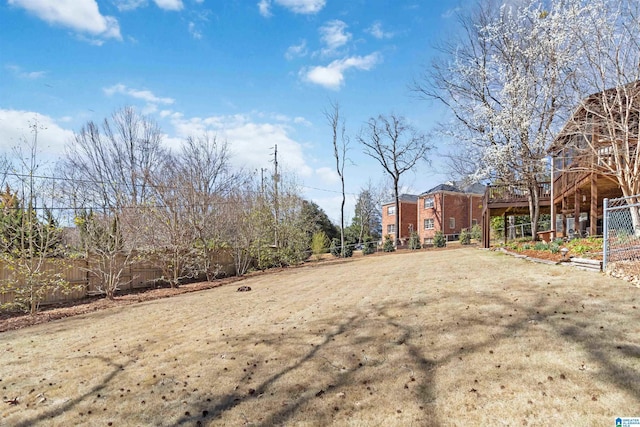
<box><xmin>383</xmin><ymin>235</ymin><xmax>395</xmax><ymax>252</ymax></box>
<box><xmin>459</xmin><ymin>229</ymin><xmax>471</xmax><ymax>245</ymax></box>
<box><xmin>408</xmin><ymin>232</ymin><xmax>422</xmax><ymax>250</ymax></box>
<box><xmin>433</xmin><ymin>231</ymin><xmax>446</xmax><ymax>248</ymax></box>
<box><xmin>330</xmin><ymin>238</ymin><xmax>341</xmax><ymax>257</ymax></box>
<box><xmin>362</xmin><ymin>236</ymin><xmax>375</xmax><ymax>255</ymax></box>
<box><xmin>471</xmin><ymin>223</ymin><xmax>482</xmax><ymax>241</ymax></box>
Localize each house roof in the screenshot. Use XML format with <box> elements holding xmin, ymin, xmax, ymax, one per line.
<box><xmin>381</xmin><ymin>193</ymin><xmax>418</xmax><ymax>206</ymax></box>
<box><xmin>419</xmin><ymin>182</ymin><xmax>485</xmax><ymax>196</ymax></box>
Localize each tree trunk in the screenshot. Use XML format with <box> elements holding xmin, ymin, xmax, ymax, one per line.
<box><xmin>340</xmin><ymin>176</ymin><xmax>345</xmax><ymax>257</ymax></box>
<box><xmin>528</xmin><ymin>181</ymin><xmax>540</xmax><ymax>241</ymax></box>
<box><xmin>394</xmin><ymin>179</ymin><xmax>400</xmax><ymax>246</ymax></box>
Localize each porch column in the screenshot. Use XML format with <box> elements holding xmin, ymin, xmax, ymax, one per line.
<box><xmin>503</xmin><ymin>212</ymin><xmax>508</xmax><ymax>244</ymax></box>
<box><xmin>590</xmin><ymin>173</ymin><xmax>598</xmax><ymax>236</ymax></box>
<box><xmin>482</xmin><ymin>211</ymin><xmax>490</xmax><ymax>248</ymax></box>
<box><xmin>574</xmin><ymin>188</ymin><xmax>581</xmax><ymax>233</ymax></box>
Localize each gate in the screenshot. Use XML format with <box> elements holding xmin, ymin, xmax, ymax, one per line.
<box><xmin>603</xmin><ymin>195</ymin><xmax>640</xmax><ymax>272</ymax></box>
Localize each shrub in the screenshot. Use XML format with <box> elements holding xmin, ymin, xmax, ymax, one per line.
<box><xmin>568</xmin><ymin>243</ymin><xmax>590</xmax><ymax>255</ymax></box>
<box><xmin>459</xmin><ymin>229</ymin><xmax>471</xmax><ymax>245</ymax></box>
<box><xmin>533</xmin><ymin>241</ymin><xmax>548</xmax><ymax>251</ymax></box>
<box><xmin>343</xmin><ymin>244</ymin><xmax>353</xmax><ymax>258</ymax></box>
<box><xmin>311</xmin><ymin>231</ymin><xmax>329</xmax><ymax>260</ymax></box>
<box><xmin>522</xmin><ymin>243</ymin><xmax>532</xmax><ymax>250</ymax></box>
<box><xmin>470</xmin><ymin>224</ymin><xmax>482</xmax><ymax>241</ymax></box>
<box><xmin>553</xmin><ymin>238</ymin><xmax>564</xmax><ymax>246</ymax></box>
<box><xmin>408</xmin><ymin>232</ymin><xmax>422</xmax><ymax>250</ymax></box>
<box><xmin>549</xmin><ymin>243</ymin><xmax>560</xmax><ymax>254</ymax></box>
<box><xmin>433</xmin><ymin>231</ymin><xmax>446</xmax><ymax>248</ymax></box>
<box><xmin>330</xmin><ymin>238</ymin><xmax>341</xmax><ymax>257</ymax></box>
<box><xmin>383</xmin><ymin>235</ymin><xmax>395</xmax><ymax>252</ymax></box>
<box><xmin>362</xmin><ymin>236</ymin><xmax>375</xmax><ymax>255</ymax></box>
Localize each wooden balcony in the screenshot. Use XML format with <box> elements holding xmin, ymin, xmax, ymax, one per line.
<box><xmin>482</xmin><ymin>182</ymin><xmax>552</xmax><ymax>216</ymax></box>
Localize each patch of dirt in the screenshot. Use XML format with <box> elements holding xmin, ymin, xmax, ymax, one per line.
<box><xmin>0</xmin><ymin>275</ymin><xmax>248</xmax><ymax>333</ymax></box>
<box><xmin>504</xmin><ymin>248</ymin><xmax>564</xmax><ymax>262</ymax></box>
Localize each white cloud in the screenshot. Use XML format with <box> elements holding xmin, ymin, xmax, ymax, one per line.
<box><xmin>301</xmin><ymin>52</ymin><xmax>382</xmax><ymax>90</ymax></box>
<box><xmin>188</xmin><ymin>22</ymin><xmax>202</xmax><ymax>39</ymax></box>
<box><xmin>8</xmin><ymin>0</ymin><xmax>121</xmax><ymax>41</ymax></box>
<box><xmin>164</xmin><ymin>112</ymin><xmax>313</xmax><ymax>176</ymax></box>
<box><xmin>285</xmin><ymin>39</ymin><xmax>307</xmax><ymax>60</ymax></box>
<box><xmin>114</xmin><ymin>0</ymin><xmax>183</xmax><ymax>12</ymax></box>
<box><xmin>293</xmin><ymin>116</ymin><xmax>312</xmax><ymax>126</ymax></box>
<box><xmin>319</xmin><ymin>20</ymin><xmax>351</xmax><ymax>56</ymax></box>
<box><xmin>259</xmin><ymin>0</ymin><xmax>325</xmax><ymax>16</ymax></box>
<box><xmin>257</xmin><ymin>0</ymin><xmax>271</xmax><ymax>17</ymax></box>
<box><xmin>0</xmin><ymin>109</ymin><xmax>74</xmax><ymax>162</ymax></box>
<box><xmin>103</xmin><ymin>84</ymin><xmax>175</xmax><ymax>105</ymax></box>
<box><xmin>113</xmin><ymin>0</ymin><xmax>147</xmax><ymax>11</ymax></box>
<box><xmin>315</xmin><ymin>167</ymin><xmax>339</xmax><ymax>184</ymax></box>
<box><xmin>366</xmin><ymin>21</ymin><xmax>394</xmax><ymax>39</ymax></box>
<box><xmin>5</xmin><ymin>64</ymin><xmax>46</xmax><ymax>79</ymax></box>
<box><xmin>153</xmin><ymin>0</ymin><xmax>183</xmax><ymax>11</ymax></box>
<box><xmin>275</xmin><ymin>0</ymin><xmax>325</xmax><ymax>14</ymax></box>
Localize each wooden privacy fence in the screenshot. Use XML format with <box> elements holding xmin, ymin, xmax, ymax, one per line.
<box><xmin>0</xmin><ymin>250</ymin><xmax>235</xmax><ymax>308</ymax></box>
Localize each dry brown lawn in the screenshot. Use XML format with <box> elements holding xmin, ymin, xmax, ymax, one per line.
<box><xmin>1</xmin><ymin>248</ymin><xmax>639</xmax><ymax>426</ymax></box>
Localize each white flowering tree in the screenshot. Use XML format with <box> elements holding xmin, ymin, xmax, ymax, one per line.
<box><xmin>415</xmin><ymin>1</ymin><xmax>590</xmax><ymax>239</ymax></box>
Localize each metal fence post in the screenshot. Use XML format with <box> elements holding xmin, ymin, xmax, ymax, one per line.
<box><xmin>603</xmin><ymin>198</ymin><xmax>609</xmax><ymax>271</ymax></box>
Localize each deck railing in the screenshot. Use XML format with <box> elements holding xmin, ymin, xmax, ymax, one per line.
<box><xmin>484</xmin><ymin>182</ymin><xmax>551</xmax><ymax>205</ymax></box>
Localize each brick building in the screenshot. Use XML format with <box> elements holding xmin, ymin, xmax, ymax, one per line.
<box><xmin>417</xmin><ymin>184</ymin><xmax>483</xmax><ymax>245</ymax></box>
<box><xmin>380</xmin><ymin>194</ymin><xmax>418</xmax><ymax>245</ymax></box>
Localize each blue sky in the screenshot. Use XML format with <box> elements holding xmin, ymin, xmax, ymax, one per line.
<box><xmin>0</xmin><ymin>0</ymin><xmax>462</xmax><ymax>222</ymax></box>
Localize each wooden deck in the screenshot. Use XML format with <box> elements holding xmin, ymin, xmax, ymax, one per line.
<box><xmin>481</xmin><ymin>183</ymin><xmax>552</xmax><ymax>248</ymax></box>
<box><xmin>482</xmin><ymin>183</ymin><xmax>551</xmax><ymax>216</ymax></box>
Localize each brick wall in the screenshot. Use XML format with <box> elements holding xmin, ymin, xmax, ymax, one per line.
<box><xmin>418</xmin><ymin>192</ymin><xmax>483</xmax><ymax>243</ymax></box>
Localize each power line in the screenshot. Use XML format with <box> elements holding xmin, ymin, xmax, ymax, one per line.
<box><xmin>3</xmin><ymin>171</ymin><xmax>361</xmax><ymax>198</ymax></box>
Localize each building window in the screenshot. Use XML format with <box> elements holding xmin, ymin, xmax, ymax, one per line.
<box><xmin>387</xmin><ymin>224</ymin><xmax>396</xmax><ymax>234</ymax></box>
<box><xmin>472</xmin><ymin>219</ymin><xmax>478</xmax><ymax>225</ymax></box>
<box><xmin>424</xmin><ymin>218</ymin><xmax>434</xmax><ymax>230</ymax></box>
<box><xmin>424</xmin><ymin>197</ymin><xmax>434</xmax><ymax>209</ymax></box>
<box><xmin>387</xmin><ymin>205</ymin><xmax>396</xmax><ymax>215</ymax></box>
<box><xmin>449</xmin><ymin>217</ymin><xmax>455</xmax><ymax>229</ymax></box>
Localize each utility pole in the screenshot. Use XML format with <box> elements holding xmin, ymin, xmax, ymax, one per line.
<box><xmin>272</xmin><ymin>145</ymin><xmax>279</xmax><ymax>248</ymax></box>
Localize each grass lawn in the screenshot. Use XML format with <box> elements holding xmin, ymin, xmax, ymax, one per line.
<box><xmin>1</xmin><ymin>248</ymin><xmax>639</xmax><ymax>426</ymax></box>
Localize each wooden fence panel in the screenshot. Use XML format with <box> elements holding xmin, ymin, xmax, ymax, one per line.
<box><xmin>1</xmin><ymin>250</ymin><xmax>236</xmax><ymax>308</ymax></box>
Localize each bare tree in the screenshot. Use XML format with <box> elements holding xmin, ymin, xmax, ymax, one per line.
<box><xmin>325</xmin><ymin>100</ymin><xmax>349</xmax><ymax>256</ymax></box>
<box><xmin>63</xmin><ymin>106</ymin><xmax>165</xmax><ymax>209</ymax></box>
<box><xmin>0</xmin><ymin>123</ymin><xmax>75</xmax><ymax>314</ymax></box>
<box><xmin>178</xmin><ymin>134</ymin><xmax>245</xmax><ymax>280</ymax></box>
<box><xmin>141</xmin><ymin>153</ymin><xmax>200</xmax><ymax>288</ymax></box>
<box><xmin>358</xmin><ymin>114</ymin><xmax>431</xmax><ymax>245</ymax></box>
<box><xmin>61</xmin><ymin>106</ymin><xmax>165</xmax><ymax>297</ymax></box>
<box><xmin>563</xmin><ymin>0</ymin><xmax>640</xmax><ymax>231</ymax></box>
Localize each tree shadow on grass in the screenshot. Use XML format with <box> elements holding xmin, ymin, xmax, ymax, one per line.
<box><xmin>172</xmin><ymin>294</ymin><xmax>565</xmax><ymax>427</ymax></box>
<box><xmin>487</xmin><ymin>289</ymin><xmax>640</xmax><ymax>402</ymax></box>
<box><xmin>11</xmin><ymin>355</ymin><xmax>133</xmax><ymax>427</ymax></box>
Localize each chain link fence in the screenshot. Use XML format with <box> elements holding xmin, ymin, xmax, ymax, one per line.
<box><xmin>603</xmin><ymin>195</ymin><xmax>640</xmax><ymax>275</ymax></box>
